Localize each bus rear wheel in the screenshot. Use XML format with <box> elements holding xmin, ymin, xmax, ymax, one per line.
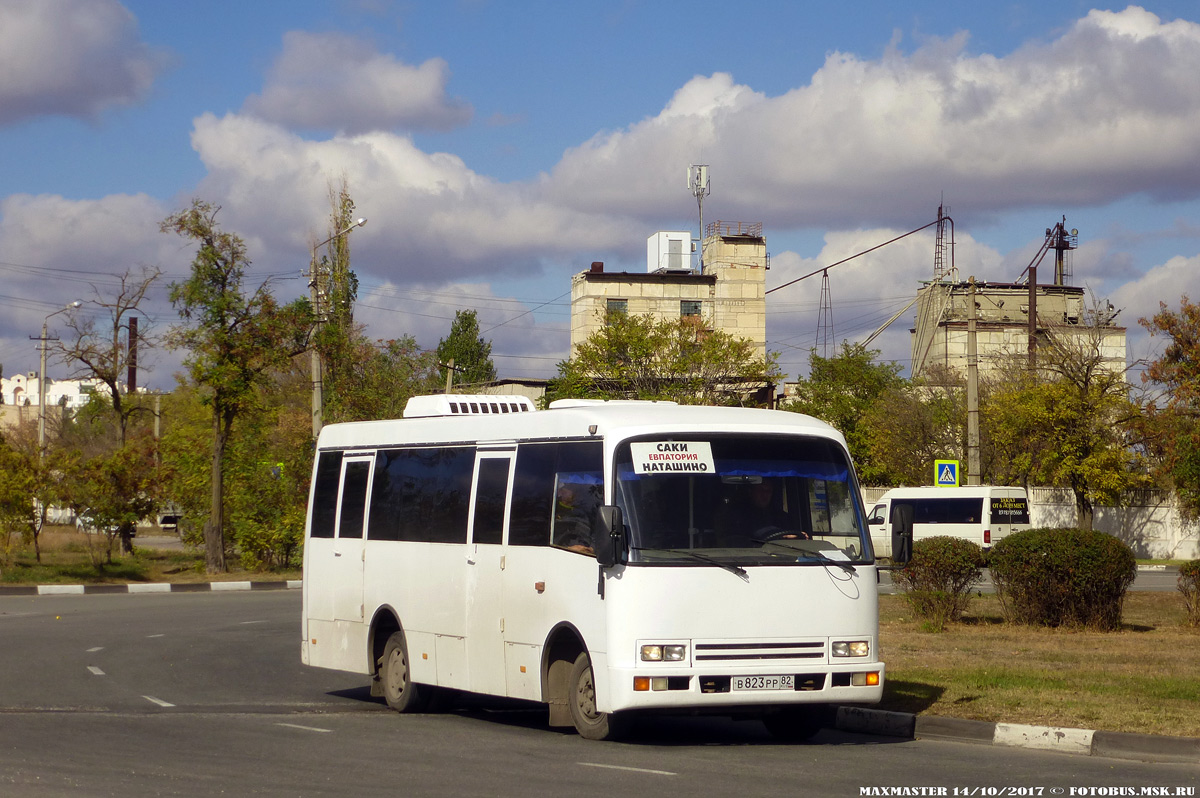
<box><xmin>380</xmin><ymin>631</ymin><xmax>430</xmax><ymax>713</ymax></box>
<box><xmin>568</xmin><ymin>652</ymin><xmax>628</xmax><ymax>741</ymax></box>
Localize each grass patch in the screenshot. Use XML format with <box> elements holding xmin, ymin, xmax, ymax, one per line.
<box><xmin>0</xmin><ymin>528</ymin><xmax>300</xmax><ymax>585</ymax></box>
<box><xmin>879</xmin><ymin>592</ymin><xmax>1200</xmax><ymax>737</ymax></box>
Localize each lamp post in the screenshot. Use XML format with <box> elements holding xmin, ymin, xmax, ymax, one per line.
<box><xmin>38</xmin><ymin>301</ymin><xmax>82</xmax><ymax>460</ymax></box>
<box><xmin>310</xmin><ymin>217</ymin><xmax>367</xmax><ymax>438</ymax></box>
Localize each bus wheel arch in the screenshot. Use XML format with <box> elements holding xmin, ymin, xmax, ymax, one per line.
<box><xmin>542</xmin><ymin>624</ymin><xmax>627</xmax><ymax>740</ymax></box>
<box><xmin>368</xmin><ymin>607</ymin><xmax>403</xmax><ymax>698</ymax></box>
<box><xmin>542</xmin><ymin>623</ymin><xmax>585</xmax><ymax>728</ymax></box>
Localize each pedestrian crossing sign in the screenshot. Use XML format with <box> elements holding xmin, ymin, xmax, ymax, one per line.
<box><xmin>934</xmin><ymin>459</ymin><xmax>960</xmax><ymax>487</ymax></box>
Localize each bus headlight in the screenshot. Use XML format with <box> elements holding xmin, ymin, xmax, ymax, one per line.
<box><xmin>640</xmin><ymin>644</ymin><xmax>687</xmax><ymax>662</ymax></box>
<box><xmin>832</xmin><ymin>640</ymin><xmax>870</xmax><ymax>657</ymax></box>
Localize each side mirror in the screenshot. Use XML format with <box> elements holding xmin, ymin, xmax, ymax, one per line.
<box><xmin>595</xmin><ymin>505</ymin><xmax>625</xmax><ymax>568</ymax></box>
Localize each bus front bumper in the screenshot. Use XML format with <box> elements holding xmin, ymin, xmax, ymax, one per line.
<box><xmin>604</xmin><ymin>662</ymin><xmax>885</xmax><ymax>713</ymax></box>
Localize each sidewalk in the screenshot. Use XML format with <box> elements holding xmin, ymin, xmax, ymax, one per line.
<box><xmin>836</xmin><ymin>706</ymin><xmax>1200</xmax><ymax>765</ymax></box>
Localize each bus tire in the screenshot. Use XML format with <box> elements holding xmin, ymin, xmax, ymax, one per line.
<box><xmin>380</xmin><ymin>631</ymin><xmax>429</xmax><ymax>713</ymax></box>
<box><xmin>761</xmin><ymin>706</ymin><xmax>827</xmax><ymax>742</ymax></box>
<box><xmin>568</xmin><ymin>652</ymin><xmax>627</xmax><ymax>741</ymax></box>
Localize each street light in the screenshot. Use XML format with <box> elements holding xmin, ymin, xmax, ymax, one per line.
<box><xmin>310</xmin><ymin>217</ymin><xmax>367</xmax><ymax>438</ymax></box>
<box><xmin>38</xmin><ymin>300</ymin><xmax>82</xmax><ymax>460</ymax></box>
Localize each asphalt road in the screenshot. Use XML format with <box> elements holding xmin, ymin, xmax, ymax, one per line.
<box><xmin>0</xmin><ymin>592</ymin><xmax>1194</xmax><ymax>798</ymax></box>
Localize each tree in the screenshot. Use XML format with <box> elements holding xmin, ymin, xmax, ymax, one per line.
<box><xmin>547</xmin><ymin>312</ymin><xmax>779</xmax><ymax>406</ymax></box>
<box><xmin>59</xmin><ymin>434</ymin><xmax>159</xmax><ymax>566</ymax></box>
<box><xmin>983</xmin><ymin>303</ymin><xmax>1144</xmax><ymax>529</ymax></box>
<box><xmin>324</xmin><ymin>335</ymin><xmax>442</xmax><ymax>422</ymax></box>
<box><xmin>53</xmin><ymin>265</ymin><xmax>161</xmax><ymax>445</ymax></box>
<box><xmin>1138</xmin><ymin>296</ymin><xmax>1200</xmax><ymax>517</ymax></box>
<box><xmin>162</xmin><ymin>200</ymin><xmax>313</xmax><ymax>573</ymax></box>
<box><xmin>436</xmin><ymin>309</ymin><xmax>497</xmax><ymax>389</ymax></box>
<box><xmin>781</xmin><ymin>343</ymin><xmax>905</xmax><ymax>482</ymax></box>
<box><xmin>0</xmin><ymin>435</ymin><xmax>36</xmax><ymax>571</ymax></box>
<box><xmin>50</xmin><ymin>266</ymin><xmax>162</xmax><ymax>554</ymax></box>
<box><xmin>863</xmin><ymin>366</ymin><xmax>966</xmax><ymax>486</ymax></box>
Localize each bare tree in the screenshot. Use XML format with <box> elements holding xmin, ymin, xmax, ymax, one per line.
<box><xmin>53</xmin><ymin>265</ymin><xmax>162</xmax><ymax>445</ymax></box>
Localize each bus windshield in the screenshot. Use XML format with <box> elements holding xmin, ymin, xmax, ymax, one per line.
<box><xmin>613</xmin><ymin>434</ymin><xmax>871</xmax><ymax>566</ymax></box>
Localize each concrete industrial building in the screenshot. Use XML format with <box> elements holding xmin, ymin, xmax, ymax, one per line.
<box><xmin>570</xmin><ymin>221</ymin><xmax>769</xmax><ymax>356</ymax></box>
<box><xmin>910</xmin><ymin>280</ymin><xmax>1127</xmax><ymax>378</ymax></box>
<box><xmin>909</xmin><ymin>219</ymin><xmax>1126</xmax><ymax>380</ymax></box>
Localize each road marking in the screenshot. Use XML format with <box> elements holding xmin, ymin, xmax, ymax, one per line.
<box><xmin>577</xmin><ymin>763</ymin><xmax>677</xmax><ymax>776</ymax></box>
<box><xmin>275</xmin><ymin>722</ymin><xmax>332</xmax><ymax>734</ymax></box>
<box><xmin>87</xmin><ymin>647</ymin><xmax>104</xmax><ymax>652</ymax></box>
<box><xmin>87</xmin><ymin>666</ymin><xmax>105</xmax><ymax>676</ymax></box>
<box><xmin>143</xmin><ymin>696</ymin><xmax>175</xmax><ymax>708</ymax></box>
<box><xmin>147</xmin><ymin>634</ymin><xmax>165</xmax><ymax>638</ymax></box>
<box><xmin>239</xmin><ymin>620</ymin><xmax>266</xmax><ymax>625</ymax></box>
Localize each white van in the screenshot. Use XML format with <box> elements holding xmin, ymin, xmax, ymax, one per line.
<box><xmin>865</xmin><ymin>486</ymin><xmax>1030</xmax><ymax>560</ymax></box>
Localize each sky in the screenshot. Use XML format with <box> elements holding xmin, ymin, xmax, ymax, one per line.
<box><xmin>3</xmin><ymin>0</ymin><xmax>1200</xmax><ymax>392</ymax></box>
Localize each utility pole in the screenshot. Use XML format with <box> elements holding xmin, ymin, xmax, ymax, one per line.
<box><xmin>33</xmin><ymin>301</ymin><xmax>82</xmax><ymax>461</ymax></box>
<box><xmin>309</xmin><ymin>217</ymin><xmax>366</xmax><ymax>438</ymax></box>
<box><xmin>967</xmin><ymin>277</ymin><xmax>980</xmax><ymax>485</ymax></box>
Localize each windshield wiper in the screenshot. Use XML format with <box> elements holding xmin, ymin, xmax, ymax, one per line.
<box><xmin>757</xmin><ymin>540</ymin><xmax>858</xmax><ymax>574</ymax></box>
<box><xmin>631</xmin><ymin>546</ymin><xmax>749</xmax><ymax>582</ymax></box>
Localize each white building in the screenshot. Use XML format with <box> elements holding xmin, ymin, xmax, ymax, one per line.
<box><xmin>1</xmin><ymin>373</ymin><xmax>112</xmax><ymax>409</ymax></box>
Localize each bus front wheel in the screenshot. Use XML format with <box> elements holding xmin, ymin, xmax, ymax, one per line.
<box><xmin>568</xmin><ymin>652</ymin><xmax>627</xmax><ymax>741</ymax></box>
<box><xmin>380</xmin><ymin>631</ymin><xmax>429</xmax><ymax>713</ymax></box>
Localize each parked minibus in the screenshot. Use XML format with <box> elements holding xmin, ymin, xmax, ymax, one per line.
<box><xmin>866</xmin><ymin>485</ymin><xmax>1031</xmax><ymax>559</ymax></box>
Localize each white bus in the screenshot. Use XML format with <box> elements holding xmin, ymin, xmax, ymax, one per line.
<box><xmin>866</xmin><ymin>486</ymin><xmax>1031</xmax><ymax>559</ymax></box>
<box><xmin>301</xmin><ymin>395</ymin><xmax>885</xmax><ymax>740</ymax></box>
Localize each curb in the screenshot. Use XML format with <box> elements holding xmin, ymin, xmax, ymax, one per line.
<box><xmin>835</xmin><ymin>706</ymin><xmax>1200</xmax><ymax>765</ymax></box>
<box><xmin>0</xmin><ymin>580</ymin><xmax>301</xmax><ymax>596</ymax></box>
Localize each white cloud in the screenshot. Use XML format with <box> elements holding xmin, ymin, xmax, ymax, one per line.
<box><xmin>243</xmin><ymin>31</ymin><xmax>472</xmax><ymax>134</ymax></box>
<box><xmin>188</xmin><ymin>112</ymin><xmax>635</xmax><ymax>283</ymax></box>
<box><xmin>0</xmin><ymin>0</ymin><xmax>166</xmax><ymax>125</ymax></box>
<box><xmin>543</xmin><ymin>7</ymin><xmax>1200</xmax><ymax>228</ymax></box>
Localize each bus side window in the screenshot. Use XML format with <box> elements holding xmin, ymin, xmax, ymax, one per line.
<box><xmin>509</xmin><ymin>441</ymin><xmax>603</xmax><ymax>548</ymax></box>
<box><xmin>509</xmin><ymin>444</ymin><xmax>556</xmax><ymax>546</ymax></box>
<box><xmin>310</xmin><ymin>451</ymin><xmax>343</xmax><ymax>538</ymax></box>
<box><xmin>366</xmin><ymin>447</ymin><xmax>474</xmax><ymax>543</ymax></box>
<box><xmin>472</xmin><ymin>458</ymin><xmax>509</xmax><ymax>545</ymax></box>
<box><xmin>337</xmin><ymin>461</ymin><xmax>370</xmax><ymax>539</ymax></box>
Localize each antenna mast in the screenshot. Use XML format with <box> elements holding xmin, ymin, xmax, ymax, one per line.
<box><xmin>816</xmin><ymin>269</ymin><xmax>836</xmax><ymax>359</ymax></box>
<box><xmin>688</xmin><ymin>165</ymin><xmax>710</xmax><ymax>274</ymax></box>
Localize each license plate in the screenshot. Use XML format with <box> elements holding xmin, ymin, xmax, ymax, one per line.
<box><xmin>732</xmin><ymin>675</ymin><xmax>794</xmax><ymax>691</ymax></box>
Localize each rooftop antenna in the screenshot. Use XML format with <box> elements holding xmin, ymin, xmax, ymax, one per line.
<box><xmin>688</xmin><ymin>165</ymin><xmax>710</xmax><ymax>274</ymax></box>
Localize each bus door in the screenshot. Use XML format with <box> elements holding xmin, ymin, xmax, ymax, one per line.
<box><xmin>465</xmin><ymin>449</ymin><xmax>514</xmax><ymax>695</ymax></box>
<box><xmin>332</xmin><ymin>455</ymin><xmax>373</xmax><ymax>624</ymax></box>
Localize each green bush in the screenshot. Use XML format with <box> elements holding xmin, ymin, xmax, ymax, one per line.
<box><xmin>1179</xmin><ymin>560</ymin><xmax>1200</xmax><ymax>628</ymax></box>
<box><xmin>893</xmin><ymin>536</ymin><xmax>984</xmax><ymax>631</ymax></box>
<box><xmin>988</xmin><ymin>528</ymin><xmax>1136</xmax><ymax>630</ymax></box>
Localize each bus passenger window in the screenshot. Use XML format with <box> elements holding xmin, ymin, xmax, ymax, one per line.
<box><xmin>338</xmin><ymin>461</ymin><xmax>370</xmax><ymax>539</ymax></box>
<box><xmin>310</xmin><ymin>451</ymin><xmax>343</xmax><ymax>538</ymax></box>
